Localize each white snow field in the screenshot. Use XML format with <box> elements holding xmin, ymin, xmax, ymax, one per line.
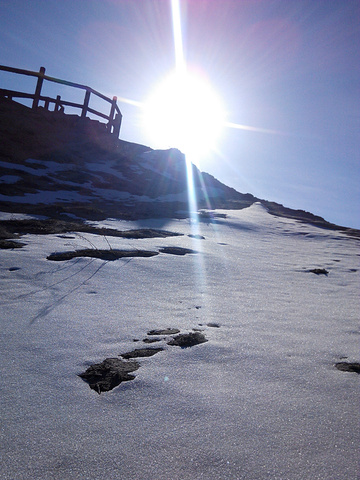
<box><xmin>0</xmin><ymin>203</ymin><xmax>359</xmax><ymax>480</ymax></box>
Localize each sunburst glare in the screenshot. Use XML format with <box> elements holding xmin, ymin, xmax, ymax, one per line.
<box><xmin>142</xmin><ymin>70</ymin><xmax>226</xmax><ymax>158</ymax></box>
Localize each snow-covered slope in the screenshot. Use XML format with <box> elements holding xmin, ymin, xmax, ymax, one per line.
<box><xmin>1</xmin><ymin>204</ymin><xmax>359</xmax><ymax>480</ymax></box>
<box><xmin>2</xmin><ymin>96</ymin><xmax>355</xmax><ymax>234</ymax></box>
<box><xmin>0</xmin><ymin>97</ymin><xmax>258</xmax><ymax>221</ymax></box>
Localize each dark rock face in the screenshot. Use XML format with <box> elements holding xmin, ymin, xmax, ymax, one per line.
<box><xmin>167</xmin><ymin>332</ymin><xmax>208</xmax><ymax>348</ymax></box>
<box><xmin>1</xmin><ymin>97</ymin><xmax>359</xmax><ymax>237</ymax></box>
<box><xmin>0</xmin><ymin>98</ymin><xmax>254</xmax><ymax>220</ymax></box>
<box><xmin>121</xmin><ymin>348</ymin><xmax>163</xmax><ymax>359</ymax></box>
<box><xmin>79</xmin><ymin>357</ymin><xmax>140</xmax><ymax>394</ymax></box>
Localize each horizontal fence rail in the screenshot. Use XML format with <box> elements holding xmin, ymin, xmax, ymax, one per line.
<box><xmin>0</xmin><ymin>65</ymin><xmax>122</xmax><ymax>137</ymax></box>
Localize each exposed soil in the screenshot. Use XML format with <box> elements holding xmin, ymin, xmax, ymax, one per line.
<box><xmin>335</xmin><ymin>362</ymin><xmax>360</xmax><ymax>374</ymax></box>
<box><xmin>309</xmin><ymin>268</ymin><xmax>329</xmax><ymax>275</ymax></box>
<box><xmin>159</xmin><ymin>247</ymin><xmax>197</xmax><ymax>255</ymax></box>
<box><xmin>147</xmin><ymin>328</ymin><xmax>180</xmax><ymax>336</ymax></box>
<box><xmin>80</xmin><ymin>326</ymin><xmax>213</xmax><ymax>393</ymax></box>
<box><xmin>79</xmin><ymin>358</ymin><xmax>140</xmax><ymax>394</ymax></box>
<box><xmin>1</xmin><ymin>97</ymin><xmax>360</xmax><ymax>237</ymax></box>
<box><xmin>121</xmin><ymin>347</ymin><xmax>164</xmax><ymax>359</ymax></box>
<box><xmin>0</xmin><ymin>239</ymin><xmax>26</xmax><ymax>249</ymax></box>
<box><xmin>188</xmin><ymin>234</ymin><xmax>205</xmax><ymax>239</ymax></box>
<box><xmin>198</xmin><ymin>211</ymin><xmax>227</xmax><ymax>221</ymax></box>
<box><xmin>47</xmin><ymin>249</ymin><xmax>158</xmax><ymax>261</ymax></box>
<box><xmin>167</xmin><ymin>332</ymin><xmax>208</xmax><ymax>348</ymax></box>
<box><xmin>0</xmin><ymin>218</ymin><xmax>183</xmax><ymax>242</ymax></box>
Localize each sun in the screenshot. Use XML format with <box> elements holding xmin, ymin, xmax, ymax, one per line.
<box><xmin>142</xmin><ymin>71</ymin><xmax>225</xmax><ymax>159</ymax></box>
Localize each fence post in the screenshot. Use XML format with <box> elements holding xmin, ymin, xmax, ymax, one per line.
<box><xmin>32</xmin><ymin>66</ymin><xmax>45</xmax><ymax>109</ymax></box>
<box><xmin>55</xmin><ymin>95</ymin><xmax>60</xmax><ymax>112</ymax></box>
<box><xmin>81</xmin><ymin>90</ymin><xmax>90</xmax><ymax>118</ymax></box>
<box><xmin>107</xmin><ymin>96</ymin><xmax>117</xmax><ymax>134</ymax></box>
<box><xmin>113</xmin><ymin>113</ymin><xmax>122</xmax><ymax>138</ymax></box>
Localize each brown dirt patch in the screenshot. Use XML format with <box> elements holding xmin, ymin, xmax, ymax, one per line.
<box><xmin>167</xmin><ymin>332</ymin><xmax>208</xmax><ymax>348</ymax></box>
<box><xmin>47</xmin><ymin>249</ymin><xmax>158</xmax><ymax>261</ymax></box>
<box><xmin>79</xmin><ymin>357</ymin><xmax>140</xmax><ymax>394</ymax></box>
<box><xmin>159</xmin><ymin>246</ymin><xmax>197</xmax><ymax>255</ymax></box>
<box><xmin>121</xmin><ymin>348</ymin><xmax>164</xmax><ymax>359</ymax></box>
<box><xmin>147</xmin><ymin>328</ymin><xmax>180</xmax><ymax>336</ymax></box>
<box><xmin>335</xmin><ymin>362</ymin><xmax>360</xmax><ymax>374</ymax></box>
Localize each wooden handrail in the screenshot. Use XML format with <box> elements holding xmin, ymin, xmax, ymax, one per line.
<box><xmin>0</xmin><ymin>65</ymin><xmax>122</xmax><ymax>136</ymax></box>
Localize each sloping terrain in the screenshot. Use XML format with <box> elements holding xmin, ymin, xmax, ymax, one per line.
<box><xmin>0</xmin><ymin>204</ymin><xmax>359</xmax><ymax>479</ymax></box>
<box><xmin>1</xmin><ymin>96</ymin><xmax>357</xmax><ymax>237</ymax></box>
<box><xmin>0</xmin><ymin>97</ymin><xmax>255</xmax><ymax>220</ymax></box>
<box><xmin>0</xmin><ymin>98</ymin><xmax>359</xmax><ymax>479</ymax></box>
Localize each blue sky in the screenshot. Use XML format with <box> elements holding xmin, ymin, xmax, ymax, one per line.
<box><xmin>1</xmin><ymin>0</ymin><xmax>359</xmax><ymax>228</ymax></box>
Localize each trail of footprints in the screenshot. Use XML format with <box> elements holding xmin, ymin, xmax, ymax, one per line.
<box><xmin>79</xmin><ymin>324</ymin><xmax>220</xmax><ymax>394</ymax></box>
<box><xmin>4</xmin><ymin>221</ymin><xmax>359</xmax><ymax>389</ymax></box>
<box><xmin>79</xmin><ymin>319</ymin><xmax>360</xmax><ymax>394</ymax></box>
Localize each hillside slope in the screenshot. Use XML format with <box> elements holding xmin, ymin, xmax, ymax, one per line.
<box><xmin>0</xmin><ymin>204</ymin><xmax>359</xmax><ymax>479</ymax></box>
<box><xmin>0</xmin><ymin>97</ymin><xmax>358</xmax><ymax>237</ymax></box>
<box><xmin>0</xmin><ymin>97</ymin><xmax>359</xmax><ymax>480</ymax></box>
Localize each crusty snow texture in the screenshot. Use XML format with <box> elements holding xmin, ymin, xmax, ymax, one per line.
<box><xmin>0</xmin><ymin>204</ymin><xmax>359</xmax><ymax>480</ymax></box>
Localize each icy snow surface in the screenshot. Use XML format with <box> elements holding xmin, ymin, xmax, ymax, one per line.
<box><xmin>0</xmin><ymin>204</ymin><xmax>359</xmax><ymax>479</ymax></box>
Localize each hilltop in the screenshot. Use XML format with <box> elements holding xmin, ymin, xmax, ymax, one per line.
<box><xmin>1</xmin><ymin>97</ymin><xmax>357</xmax><ymax>238</ymax></box>
<box><xmin>1</xmin><ymin>96</ymin><xmax>359</xmax><ymax>480</ymax></box>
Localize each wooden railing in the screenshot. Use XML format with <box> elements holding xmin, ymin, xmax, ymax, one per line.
<box><xmin>0</xmin><ymin>65</ymin><xmax>122</xmax><ymax>137</ymax></box>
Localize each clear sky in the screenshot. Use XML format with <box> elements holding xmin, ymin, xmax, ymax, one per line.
<box><xmin>1</xmin><ymin>0</ymin><xmax>359</xmax><ymax>228</ymax></box>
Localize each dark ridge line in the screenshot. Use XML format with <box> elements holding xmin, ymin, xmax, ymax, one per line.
<box><xmin>1</xmin><ymin>97</ymin><xmax>358</xmax><ymax>234</ymax></box>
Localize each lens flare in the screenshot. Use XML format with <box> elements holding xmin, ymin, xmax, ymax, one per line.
<box><xmin>142</xmin><ymin>70</ymin><xmax>225</xmax><ymax>158</ymax></box>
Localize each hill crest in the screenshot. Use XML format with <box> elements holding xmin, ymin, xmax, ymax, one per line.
<box><xmin>0</xmin><ymin>97</ymin><xmax>358</xmax><ymax>237</ymax></box>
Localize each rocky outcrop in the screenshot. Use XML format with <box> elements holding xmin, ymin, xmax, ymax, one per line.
<box><xmin>1</xmin><ymin>97</ymin><xmax>358</xmax><ymax>237</ymax></box>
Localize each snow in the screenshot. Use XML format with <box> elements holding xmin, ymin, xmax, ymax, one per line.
<box><xmin>0</xmin><ymin>158</ymin><xmax>70</xmax><ymax>176</ymax></box>
<box><xmin>0</xmin><ymin>204</ymin><xmax>359</xmax><ymax>480</ymax></box>
<box><xmin>0</xmin><ymin>212</ymin><xmax>48</xmax><ymax>221</ymax></box>
<box><xmin>0</xmin><ymin>175</ymin><xmax>22</xmax><ymax>184</ymax></box>
<box><xmin>84</xmin><ymin>160</ymin><xmax>126</xmax><ymax>180</ymax></box>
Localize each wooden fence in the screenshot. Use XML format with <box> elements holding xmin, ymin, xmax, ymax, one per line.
<box><xmin>0</xmin><ymin>65</ymin><xmax>122</xmax><ymax>137</ymax></box>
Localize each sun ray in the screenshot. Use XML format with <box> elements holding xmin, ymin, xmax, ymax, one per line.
<box><xmin>171</xmin><ymin>0</ymin><xmax>186</xmax><ymax>74</ymax></box>
<box><xmin>225</xmin><ymin>121</ymin><xmax>282</xmax><ymax>135</ymax></box>
<box><xmin>115</xmin><ymin>96</ymin><xmax>143</xmax><ymax>108</ymax></box>
<box><xmin>169</xmin><ymin>0</ymin><xmax>209</xmax><ymax>295</ymax></box>
<box><xmin>170</xmin><ymin>0</ymin><xmax>199</xmax><ymax>226</ymax></box>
